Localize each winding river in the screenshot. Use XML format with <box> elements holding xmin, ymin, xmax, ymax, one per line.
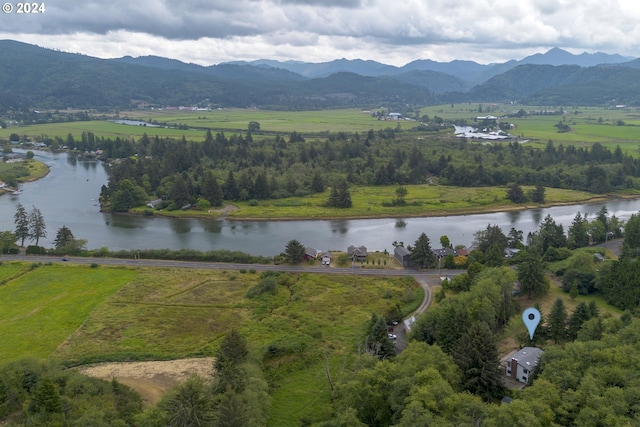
<box><xmin>1</xmin><ymin>150</ymin><xmax>640</xmax><ymax>256</ymax></box>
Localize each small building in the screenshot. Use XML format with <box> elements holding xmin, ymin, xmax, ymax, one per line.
<box><xmin>506</xmin><ymin>347</ymin><xmax>543</xmax><ymax>384</ymax></box>
<box><xmin>304</xmin><ymin>247</ymin><xmax>320</xmax><ymax>261</ymax></box>
<box><xmin>146</xmin><ymin>199</ymin><xmax>162</xmax><ymax>209</ymax></box>
<box><xmin>321</xmin><ymin>252</ymin><xmax>333</xmax><ymax>265</ymax></box>
<box><xmin>504</xmin><ymin>248</ymin><xmax>521</xmax><ymax>258</ymax></box>
<box><xmin>0</xmin><ymin>181</ymin><xmax>6</xmax><ymax>189</ymax></box>
<box><xmin>394</xmin><ymin>246</ymin><xmax>412</xmax><ymax>267</ymax></box>
<box><xmin>348</xmin><ymin>245</ymin><xmax>368</xmax><ymax>262</ymax></box>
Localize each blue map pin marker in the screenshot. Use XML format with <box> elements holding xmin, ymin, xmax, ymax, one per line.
<box><xmin>522</xmin><ymin>307</ymin><xmax>541</xmax><ymax>340</ymax></box>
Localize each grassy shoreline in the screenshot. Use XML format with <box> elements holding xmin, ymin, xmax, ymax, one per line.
<box><xmin>130</xmin><ymin>185</ymin><xmax>636</xmax><ymax>221</ymax></box>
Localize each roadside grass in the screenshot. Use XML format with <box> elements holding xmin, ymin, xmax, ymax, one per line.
<box><xmin>0</xmin><ymin>264</ymin><xmax>137</xmax><ymax>365</ymax></box>
<box><xmin>226</xmin><ymin>184</ymin><xmax>604</xmax><ymax>220</ymax></box>
<box><xmin>0</xmin><ymin>262</ymin><xmax>35</xmax><ymax>284</ymax></box>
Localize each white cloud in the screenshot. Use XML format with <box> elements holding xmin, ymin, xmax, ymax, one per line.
<box><xmin>1</xmin><ymin>0</ymin><xmax>638</xmax><ymax>65</ymax></box>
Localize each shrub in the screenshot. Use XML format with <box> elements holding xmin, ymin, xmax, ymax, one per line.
<box><xmin>246</xmin><ymin>277</ymin><xmax>278</xmax><ymax>298</ymax></box>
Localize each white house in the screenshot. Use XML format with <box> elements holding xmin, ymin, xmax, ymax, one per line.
<box><xmin>506</xmin><ymin>347</ymin><xmax>543</xmax><ymax>384</ymax></box>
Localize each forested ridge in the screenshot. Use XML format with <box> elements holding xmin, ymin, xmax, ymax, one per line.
<box><xmin>90</xmin><ymin>125</ymin><xmax>640</xmax><ymax>212</ymax></box>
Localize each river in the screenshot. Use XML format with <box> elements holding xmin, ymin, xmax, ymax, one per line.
<box><xmin>1</xmin><ymin>150</ymin><xmax>640</xmax><ymax>256</ymax></box>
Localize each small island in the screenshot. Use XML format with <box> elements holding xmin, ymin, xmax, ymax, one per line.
<box><xmin>0</xmin><ymin>150</ymin><xmax>50</xmax><ymax>195</ymax></box>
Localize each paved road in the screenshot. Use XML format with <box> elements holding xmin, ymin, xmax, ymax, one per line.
<box><xmin>1</xmin><ymin>254</ymin><xmax>463</xmax><ymax>279</ymax></box>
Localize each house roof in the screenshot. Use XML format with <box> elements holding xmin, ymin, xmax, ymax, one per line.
<box><xmin>432</xmin><ymin>247</ymin><xmax>457</xmax><ymax>258</ymax></box>
<box><xmin>394</xmin><ymin>246</ymin><xmax>411</xmax><ymax>257</ymax></box>
<box><xmin>305</xmin><ymin>247</ymin><xmax>319</xmax><ymax>257</ymax></box>
<box><xmin>511</xmin><ymin>347</ymin><xmax>543</xmax><ymax>369</ymax></box>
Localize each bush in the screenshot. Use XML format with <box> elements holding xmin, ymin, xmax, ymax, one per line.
<box><xmin>246</xmin><ymin>277</ymin><xmax>278</xmax><ymax>298</ymax></box>
<box><xmin>26</xmin><ymin>245</ymin><xmax>45</xmax><ymax>255</ymax></box>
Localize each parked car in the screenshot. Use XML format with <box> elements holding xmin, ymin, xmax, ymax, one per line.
<box><xmin>388</xmin><ymin>333</ymin><xmax>397</xmax><ymax>340</ymax></box>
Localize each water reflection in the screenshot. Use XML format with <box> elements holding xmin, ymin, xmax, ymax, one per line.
<box><xmin>3</xmin><ymin>150</ymin><xmax>640</xmax><ymax>256</ymax></box>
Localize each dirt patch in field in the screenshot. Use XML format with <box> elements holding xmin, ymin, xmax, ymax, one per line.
<box><xmin>75</xmin><ymin>357</ymin><xmax>215</xmax><ymax>406</ymax></box>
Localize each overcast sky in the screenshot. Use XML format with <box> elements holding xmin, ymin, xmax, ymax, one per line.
<box><xmin>2</xmin><ymin>0</ymin><xmax>639</xmax><ymax>66</ymax></box>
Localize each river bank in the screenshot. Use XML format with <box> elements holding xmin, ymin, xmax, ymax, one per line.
<box><xmin>127</xmin><ymin>187</ymin><xmax>636</xmax><ymax>222</ymax></box>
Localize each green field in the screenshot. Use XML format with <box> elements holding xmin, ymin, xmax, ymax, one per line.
<box><xmin>0</xmin><ymin>108</ymin><xmax>419</xmax><ymax>142</ymax></box>
<box><xmin>421</xmin><ymin>104</ymin><xmax>640</xmax><ymax>153</ymax></box>
<box><xmin>3</xmin><ymin>105</ymin><xmax>639</xmax><ymax>154</ymax></box>
<box><xmin>220</xmin><ymin>185</ymin><xmax>609</xmax><ymax>220</ymax></box>
<box><xmin>0</xmin><ymin>263</ymin><xmax>138</xmax><ymax>363</ymax></box>
<box><xmin>0</xmin><ymin>262</ymin><xmax>421</xmax><ymax>425</ymax></box>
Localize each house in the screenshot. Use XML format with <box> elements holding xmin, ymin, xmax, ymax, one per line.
<box><xmin>506</xmin><ymin>347</ymin><xmax>543</xmax><ymax>384</ymax></box>
<box><xmin>504</xmin><ymin>248</ymin><xmax>521</xmax><ymax>258</ymax></box>
<box><xmin>403</xmin><ymin>316</ymin><xmax>416</xmax><ymax>333</ymax></box>
<box><xmin>394</xmin><ymin>246</ymin><xmax>412</xmax><ymax>267</ymax></box>
<box><xmin>348</xmin><ymin>245</ymin><xmax>368</xmax><ymax>262</ymax></box>
<box><xmin>304</xmin><ymin>247</ymin><xmax>320</xmax><ymax>261</ymax></box>
<box><xmin>432</xmin><ymin>247</ymin><xmax>457</xmax><ymax>259</ymax></box>
<box><xmin>321</xmin><ymin>252</ymin><xmax>333</xmax><ymax>266</ymax></box>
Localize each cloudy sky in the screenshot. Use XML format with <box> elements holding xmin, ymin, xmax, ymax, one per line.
<box><xmin>2</xmin><ymin>0</ymin><xmax>639</xmax><ymax>66</ymax></box>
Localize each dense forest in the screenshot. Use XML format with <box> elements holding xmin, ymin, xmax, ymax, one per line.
<box><xmin>86</xmin><ymin>125</ymin><xmax>640</xmax><ymax>212</ymax></box>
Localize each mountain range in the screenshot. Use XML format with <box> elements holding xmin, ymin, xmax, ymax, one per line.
<box><xmin>1</xmin><ymin>39</ymin><xmax>639</xmax><ymax>110</ymax></box>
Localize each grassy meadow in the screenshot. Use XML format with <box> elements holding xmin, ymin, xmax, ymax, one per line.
<box><xmin>0</xmin><ymin>261</ymin><xmax>422</xmax><ymax>425</ymax></box>
<box><xmin>0</xmin><ymin>263</ymin><xmax>138</xmax><ymax>364</ymax></box>
<box><xmin>223</xmin><ymin>185</ymin><xmax>608</xmax><ymax>220</ymax></box>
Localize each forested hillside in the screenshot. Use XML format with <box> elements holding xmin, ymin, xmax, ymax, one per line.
<box><xmin>1</xmin><ymin>40</ymin><xmax>640</xmax><ymax>111</ymax></box>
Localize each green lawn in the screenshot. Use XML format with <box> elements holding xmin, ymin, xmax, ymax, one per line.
<box><xmin>0</xmin><ymin>263</ymin><xmax>138</xmax><ymax>364</ymax></box>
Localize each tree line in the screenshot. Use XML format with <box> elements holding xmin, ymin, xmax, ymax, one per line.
<box><xmin>87</xmin><ymin>126</ymin><xmax>640</xmax><ymax>212</ymax></box>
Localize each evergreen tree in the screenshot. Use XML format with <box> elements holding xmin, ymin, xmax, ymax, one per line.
<box><xmin>410</xmin><ymin>232</ymin><xmax>435</xmax><ymax>268</ymax></box>
<box><xmin>202</xmin><ymin>171</ymin><xmax>223</xmax><ymax>207</ymax></box>
<box><xmin>568</xmin><ymin>302</ymin><xmax>592</xmax><ymax>340</ymax></box>
<box><xmin>284</xmin><ymin>239</ymin><xmax>305</xmax><ymax>264</ymax></box>
<box><xmin>474</xmin><ymin>224</ymin><xmax>508</xmax><ymax>254</ymax></box>
<box><xmin>518</xmin><ymin>251</ymin><xmax>547</xmax><ymax>298</ymax></box>
<box><xmin>160</xmin><ymin>376</ymin><xmax>214</xmax><ymax>427</ymax></box>
<box><xmin>223</xmin><ymin>170</ymin><xmax>239</xmax><ymax>201</ymax></box>
<box><xmin>506</xmin><ymin>183</ymin><xmax>525</xmax><ymax>203</ymax></box>
<box><xmin>310</xmin><ymin>171</ymin><xmax>325</xmax><ymax>193</ymax></box>
<box><xmin>53</xmin><ymin>225</ymin><xmax>74</xmax><ymax>250</ymax></box>
<box><xmin>485</xmin><ymin>243</ymin><xmax>504</xmax><ymax>267</ymax></box>
<box><xmin>547</xmin><ymin>298</ymin><xmax>568</xmax><ymax>343</ymax></box>
<box><xmin>28</xmin><ymin>206</ymin><xmax>46</xmax><ymax>246</ymax></box>
<box><xmin>530</xmin><ymin>184</ymin><xmax>545</xmax><ymax>203</ymax></box>
<box><xmin>364</xmin><ymin>313</ymin><xmax>395</xmax><ymax>359</ymax></box>
<box><xmin>14</xmin><ymin>202</ymin><xmax>29</xmax><ymax>247</ymax></box>
<box><xmin>325</xmin><ymin>180</ymin><xmax>352</xmax><ymax>208</ymax></box>
<box><xmin>568</xmin><ymin>212</ymin><xmax>589</xmax><ymax>249</ymax></box>
<box><xmin>31</xmin><ymin>377</ymin><xmax>62</xmax><ymax>414</ymax></box>
<box><xmin>452</xmin><ymin>321</ymin><xmax>504</xmax><ymax>401</ymax></box>
<box><xmin>253</xmin><ymin>171</ymin><xmax>270</xmax><ymax>200</ymax></box>
<box><xmin>212</xmin><ymin>329</ymin><xmax>249</xmax><ymax>395</ymax></box>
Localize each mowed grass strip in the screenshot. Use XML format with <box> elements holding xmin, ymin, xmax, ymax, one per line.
<box><xmin>0</xmin><ymin>264</ymin><xmax>137</xmax><ymax>364</ymax></box>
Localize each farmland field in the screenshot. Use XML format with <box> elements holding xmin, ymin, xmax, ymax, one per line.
<box><xmin>2</xmin><ymin>105</ymin><xmax>640</xmax><ymax>153</ymax></box>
